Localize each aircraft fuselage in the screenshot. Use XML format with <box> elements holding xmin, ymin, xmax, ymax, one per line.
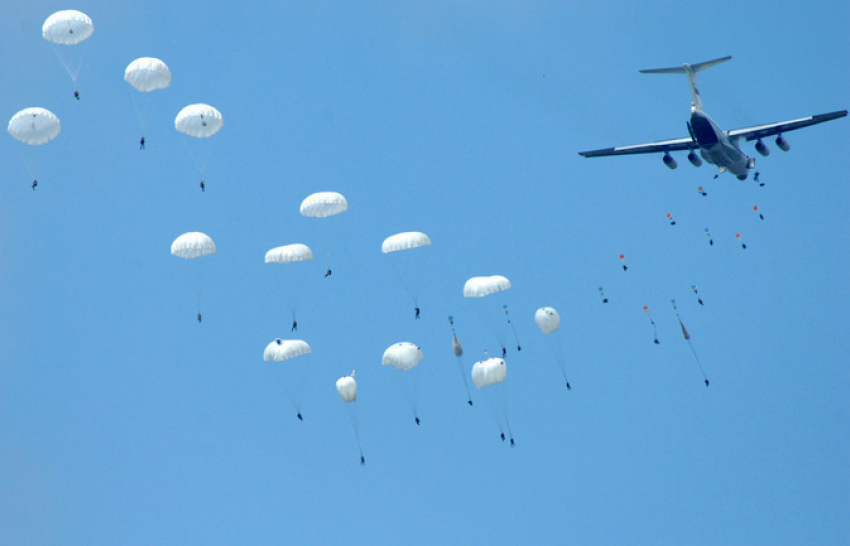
<box><xmin>690</xmin><ymin>109</ymin><xmax>751</xmax><ymax>180</ymax></box>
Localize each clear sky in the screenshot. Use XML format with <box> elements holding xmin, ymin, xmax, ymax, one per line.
<box><xmin>1</xmin><ymin>1</ymin><xmax>848</xmax><ymax>544</ymax></box>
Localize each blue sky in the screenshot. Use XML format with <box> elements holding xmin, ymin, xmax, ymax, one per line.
<box><xmin>1</xmin><ymin>1</ymin><xmax>848</xmax><ymax>544</ymax></box>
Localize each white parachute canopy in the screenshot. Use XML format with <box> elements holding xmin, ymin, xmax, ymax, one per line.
<box><xmin>263</xmin><ymin>339</ymin><xmax>311</xmax><ymax>362</ymax></box>
<box><xmin>471</xmin><ymin>357</ymin><xmax>507</xmax><ymax>389</ymax></box>
<box><xmin>42</xmin><ymin>10</ymin><xmax>94</xmax><ymax>45</ymax></box>
<box><xmin>463</xmin><ymin>275</ymin><xmax>511</xmax><ymax>298</ymax></box>
<box><xmin>125</xmin><ymin>57</ymin><xmax>172</xmax><ymax>92</ymax></box>
<box><xmin>8</xmin><ymin>108</ymin><xmax>61</xmax><ymax>145</ymax></box>
<box><xmin>171</xmin><ymin>232</ymin><xmax>216</xmax><ymax>259</ymax></box>
<box><xmin>535</xmin><ymin>307</ymin><xmax>561</xmax><ymax>335</ymax></box>
<box><xmin>382</xmin><ymin>342</ymin><xmax>424</xmax><ymax>371</ymax></box>
<box><xmin>336</xmin><ymin>372</ymin><xmax>357</xmax><ymax>402</ymax></box>
<box><xmin>381</xmin><ymin>232</ymin><xmax>432</xmax><ymax>254</ymax></box>
<box><xmin>300</xmin><ymin>192</ymin><xmax>348</xmax><ymax>218</ymax></box>
<box><xmin>175</xmin><ymin>104</ymin><xmax>224</xmax><ymax>138</ymax></box>
<box><xmin>265</xmin><ymin>244</ymin><xmax>313</xmax><ymax>264</ymax></box>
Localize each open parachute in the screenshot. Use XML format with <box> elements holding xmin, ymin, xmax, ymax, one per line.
<box><xmin>335</xmin><ymin>371</ymin><xmax>364</xmax><ymax>465</ymax></box>
<box><xmin>381</xmin><ymin>232</ymin><xmax>431</xmax><ymax>253</ymax></box>
<box><xmin>382</xmin><ymin>342</ymin><xmax>425</xmax><ymax>425</ymax></box>
<box><xmin>124</xmin><ymin>57</ymin><xmax>172</xmax><ymax>92</ymax></box>
<box><xmin>8</xmin><ymin>108</ymin><xmax>62</xmax><ymax>188</ymax></box>
<box><xmin>175</xmin><ymin>104</ymin><xmax>223</xmax><ymax>190</ymax></box>
<box><xmin>535</xmin><ymin>307</ymin><xmax>572</xmax><ymax>389</ymax></box>
<box><xmin>534</xmin><ymin>307</ymin><xmax>560</xmax><ymax>334</ymax></box>
<box><xmin>463</xmin><ymin>275</ymin><xmax>511</xmax><ymax>298</ymax></box>
<box><xmin>300</xmin><ymin>192</ymin><xmax>348</xmax><ymax>218</ymax></box>
<box><xmin>471</xmin><ymin>357</ymin><xmax>507</xmax><ymax>389</ymax></box>
<box><xmin>42</xmin><ymin>10</ymin><xmax>94</xmax><ymax>97</ymax></box>
<box><xmin>264</xmin><ymin>244</ymin><xmax>314</xmax><ymax>331</ymax></box>
<box><xmin>471</xmin><ymin>355</ymin><xmax>514</xmax><ymax>446</ymax></box>
<box><xmin>265</xmin><ymin>243</ymin><xmax>313</xmax><ymax>264</ymax></box>
<box><xmin>8</xmin><ymin>108</ymin><xmax>61</xmax><ymax>145</ymax></box>
<box><xmin>264</xmin><ymin>338</ymin><xmax>312</xmax><ymax>421</ymax></box>
<box><xmin>42</xmin><ymin>10</ymin><xmax>94</xmax><ymax>45</ymax></box>
<box><xmin>381</xmin><ymin>342</ymin><xmax>424</xmax><ymax>371</ymax></box>
<box><xmin>175</xmin><ymin>104</ymin><xmax>224</xmax><ymax>138</ymax></box>
<box><xmin>126</xmin><ymin>58</ymin><xmax>172</xmax><ymax>148</ymax></box>
<box><xmin>263</xmin><ymin>338</ymin><xmax>311</xmax><ymax>362</ymax></box>
<box><xmin>336</xmin><ymin>373</ymin><xmax>357</xmax><ymax>402</ymax></box>
<box><xmin>171</xmin><ymin>232</ymin><xmax>216</xmax><ymax>259</ymax></box>
<box><xmin>382</xmin><ymin>231</ymin><xmax>432</xmax><ymax>318</ymax></box>
<box><xmin>171</xmin><ymin>232</ymin><xmax>216</xmax><ymax>322</ymax></box>
<box><xmin>300</xmin><ymin>192</ymin><xmax>348</xmax><ymax>277</ymax></box>
<box><xmin>463</xmin><ymin>275</ymin><xmax>521</xmax><ymax>355</ymax></box>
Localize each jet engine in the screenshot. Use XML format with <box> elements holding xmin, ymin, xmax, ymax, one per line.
<box><xmin>687</xmin><ymin>151</ymin><xmax>703</xmax><ymax>167</ymax></box>
<box><xmin>662</xmin><ymin>152</ymin><xmax>678</xmax><ymax>169</ymax></box>
<box><xmin>776</xmin><ymin>134</ymin><xmax>790</xmax><ymax>151</ymax></box>
<box><xmin>755</xmin><ymin>139</ymin><xmax>770</xmax><ymax>156</ymax></box>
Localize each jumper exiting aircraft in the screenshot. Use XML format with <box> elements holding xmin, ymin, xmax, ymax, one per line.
<box><xmin>578</xmin><ymin>56</ymin><xmax>847</xmax><ymax>180</ymax></box>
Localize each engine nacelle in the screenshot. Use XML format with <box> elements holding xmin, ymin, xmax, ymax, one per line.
<box><xmin>755</xmin><ymin>139</ymin><xmax>770</xmax><ymax>156</ymax></box>
<box><xmin>662</xmin><ymin>153</ymin><xmax>678</xmax><ymax>170</ymax></box>
<box><xmin>776</xmin><ymin>134</ymin><xmax>790</xmax><ymax>151</ymax></box>
<box><xmin>687</xmin><ymin>151</ymin><xmax>703</xmax><ymax>167</ymax></box>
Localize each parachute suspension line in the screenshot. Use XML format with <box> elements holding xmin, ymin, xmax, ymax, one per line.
<box><xmin>504</xmin><ymin>414</ymin><xmax>515</xmax><ymax>447</ymax></box>
<box><xmin>493</xmin><ymin>374</ymin><xmax>514</xmax><ymax>447</ymax></box>
<box><xmin>346</xmin><ymin>404</ymin><xmax>364</xmax><ymax>465</ymax></box>
<box><xmin>389</xmin><ymin>259</ymin><xmax>418</xmax><ymax>310</ymax></box>
<box><xmin>686</xmin><ymin>340</ymin><xmax>709</xmax><ymax>387</ymax></box>
<box><xmin>73</xmin><ymin>40</ymin><xmax>90</xmax><ymax>83</ymax></box>
<box><xmin>180</xmin><ymin>135</ymin><xmax>212</xmax><ymax>180</ymax></box>
<box><xmin>279</xmin><ymin>366</ymin><xmax>308</xmax><ymax>421</ymax></box>
<box><xmin>448</xmin><ymin>316</ymin><xmax>473</xmax><ymax>406</ymax></box>
<box><xmin>502</xmin><ymin>305</ymin><xmax>522</xmax><ymax>352</ymax></box>
<box><xmin>129</xmin><ymin>88</ymin><xmax>148</xmax><ymax>136</ymax></box>
<box><xmin>485</xmin><ymin>318</ymin><xmax>507</xmax><ymax>358</ymax></box>
<box><xmin>480</xmin><ymin>348</ymin><xmax>506</xmax><ymax>441</ymax></box>
<box><xmin>49</xmin><ymin>41</ymin><xmax>85</xmax><ymax>84</ymax></box>
<box><xmin>548</xmin><ymin>337</ymin><xmax>572</xmax><ymax>390</ymax></box>
<box><xmin>193</xmin><ymin>265</ymin><xmax>206</xmax><ymax>312</ymax></box>
<box><xmin>14</xmin><ymin>146</ymin><xmax>38</xmax><ymax>184</ymax></box>
<box><xmin>178</xmin><ymin>261</ymin><xmax>207</xmax><ymax>321</ymax></box>
<box><xmin>285</xmin><ymin>278</ymin><xmax>301</xmax><ymax>327</ymax></box>
<box><xmin>671</xmin><ymin>299</ymin><xmax>709</xmax><ymax>386</ymax></box>
<box><xmin>323</xmin><ymin>221</ymin><xmax>344</xmax><ymax>278</ymax></box>
<box><xmin>643</xmin><ymin>306</ymin><xmax>660</xmax><ymax>344</ymax></box>
<box><xmin>485</xmin><ymin>304</ymin><xmax>508</xmax><ymax>358</ymax></box>
<box><xmin>399</xmin><ymin>371</ymin><xmax>421</xmax><ymax>425</ymax></box>
<box><xmin>294</xmin><ymin>365</ymin><xmax>308</xmax><ymax>419</ymax></box>
<box><xmin>483</xmin><ymin>388</ymin><xmax>505</xmax><ymax>441</ymax></box>
<box><xmin>481</xmin><ymin>347</ymin><xmax>513</xmax><ymax>445</ymax></box>
<box><xmin>456</xmin><ymin>361</ymin><xmax>472</xmax><ymax>405</ymax></box>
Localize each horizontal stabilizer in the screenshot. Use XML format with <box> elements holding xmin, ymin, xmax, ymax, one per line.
<box><xmin>640</xmin><ymin>55</ymin><xmax>732</xmax><ymax>74</ymax></box>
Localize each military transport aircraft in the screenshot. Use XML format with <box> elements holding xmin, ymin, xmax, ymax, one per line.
<box><xmin>578</xmin><ymin>56</ymin><xmax>846</xmax><ymax>180</ymax></box>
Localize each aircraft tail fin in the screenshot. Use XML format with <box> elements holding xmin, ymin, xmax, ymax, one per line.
<box><xmin>639</xmin><ymin>56</ymin><xmax>732</xmax><ymax>112</ymax></box>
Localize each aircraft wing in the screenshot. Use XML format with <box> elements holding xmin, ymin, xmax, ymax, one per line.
<box><xmin>578</xmin><ymin>136</ymin><xmax>694</xmax><ymax>157</ymax></box>
<box><xmin>727</xmin><ymin>110</ymin><xmax>847</xmax><ymax>141</ymax></box>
